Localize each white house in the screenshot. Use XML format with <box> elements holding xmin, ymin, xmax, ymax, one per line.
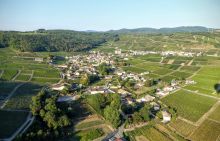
<box><xmin>34</xmin><ymin>57</ymin><xmax>44</xmax><ymax>62</ymax></box>
<box><xmin>162</xmin><ymin>110</ymin><xmax>171</xmax><ymax>123</ymax></box>
<box><xmin>137</xmin><ymin>95</ymin><xmax>155</xmax><ymax>103</ymax></box>
<box><xmin>89</xmin><ymin>86</ymin><xmax>106</xmax><ymax>95</ymax></box>
<box><xmin>51</xmin><ymin>83</ymin><xmax>66</xmax><ymax>91</ymax></box>
<box><xmin>57</xmin><ymin>96</ymin><xmax>76</xmax><ymax>102</ymax></box>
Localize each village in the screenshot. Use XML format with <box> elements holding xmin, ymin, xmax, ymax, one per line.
<box><xmin>49</xmin><ymin>49</ymin><xmax>197</xmax><ymax>127</ymax></box>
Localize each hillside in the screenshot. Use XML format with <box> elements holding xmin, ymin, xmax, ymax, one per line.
<box><xmin>108</xmin><ymin>26</ymin><xmax>210</xmax><ymax>34</ymax></box>
<box><xmin>0</xmin><ymin>30</ymin><xmax>119</xmax><ymax>52</ymax></box>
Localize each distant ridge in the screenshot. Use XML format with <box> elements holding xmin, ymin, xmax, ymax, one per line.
<box><xmin>107</xmin><ymin>26</ymin><xmax>211</xmax><ymax>34</ymax></box>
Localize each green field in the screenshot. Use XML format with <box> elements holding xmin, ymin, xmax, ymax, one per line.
<box><xmin>170</xmin><ymin>71</ymin><xmax>192</xmax><ymax>79</ymax></box>
<box><xmin>15</xmin><ymin>74</ymin><xmax>31</xmax><ymax>81</ymax></box>
<box><xmin>1</xmin><ymin>69</ymin><xmax>18</xmax><ymax>81</ymax></box>
<box><xmin>184</xmin><ymin>66</ymin><xmax>220</xmax><ymax>97</ymax></box>
<box><xmin>162</xmin><ymin>89</ymin><xmax>217</xmax><ymax>122</ymax></box>
<box><xmin>208</xmin><ymin>104</ymin><xmax>220</xmax><ymax>122</ymax></box>
<box><xmin>0</xmin><ymin>110</ymin><xmax>29</xmax><ymax>138</ymax></box>
<box><xmin>31</xmin><ymin>77</ymin><xmax>60</xmax><ymax>84</ymax></box>
<box><xmin>4</xmin><ymin>83</ymin><xmax>43</xmax><ymax>109</ymax></box>
<box><xmin>125</xmin><ymin>125</ymin><xmax>173</xmax><ymax>141</ymax></box>
<box><xmin>169</xmin><ymin>118</ymin><xmax>196</xmax><ymax>137</ymax></box>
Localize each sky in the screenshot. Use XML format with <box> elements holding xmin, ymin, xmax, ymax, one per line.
<box><xmin>0</xmin><ymin>0</ymin><xmax>220</xmax><ymax>31</ymax></box>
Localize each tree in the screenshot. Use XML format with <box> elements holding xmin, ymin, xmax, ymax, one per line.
<box><xmin>58</xmin><ymin>115</ymin><xmax>71</xmax><ymax>127</ymax></box>
<box><xmin>0</xmin><ymin>30</ymin><xmax>119</xmax><ymax>52</ymax></box>
<box><xmin>30</xmin><ymin>89</ymin><xmax>47</xmax><ymax>115</ymax></box>
<box><xmin>98</xmin><ymin>63</ymin><xmax>112</xmax><ymax>75</ymax></box>
<box><xmin>109</xmin><ymin>94</ymin><xmax>121</xmax><ymax>109</ymax></box>
<box><xmin>80</xmin><ymin>74</ymin><xmax>89</xmax><ymax>86</ymax></box>
<box><xmin>104</xmin><ymin>106</ymin><xmax>121</xmax><ymax>128</ymax></box>
<box><xmin>30</xmin><ymin>88</ymin><xmax>71</xmax><ymax>130</ymax></box>
<box><xmin>145</xmin><ymin>79</ymin><xmax>153</xmax><ymax>87</ymax></box>
<box><xmin>139</xmin><ymin>105</ymin><xmax>150</xmax><ymax>121</ymax></box>
<box><xmin>86</xmin><ymin>94</ymin><xmax>105</xmax><ymax>114</ymax></box>
<box><xmin>132</xmin><ymin>112</ymin><xmax>142</xmax><ymax>123</ymax></box>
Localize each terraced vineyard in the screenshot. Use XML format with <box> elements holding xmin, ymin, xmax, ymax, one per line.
<box><xmin>0</xmin><ymin>48</ymin><xmax>62</xmax><ymax>139</ymax></box>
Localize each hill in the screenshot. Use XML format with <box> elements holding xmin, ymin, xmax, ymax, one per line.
<box><xmin>108</xmin><ymin>26</ymin><xmax>210</xmax><ymax>34</ymax></box>
<box><xmin>0</xmin><ymin>30</ymin><xmax>119</xmax><ymax>52</ymax></box>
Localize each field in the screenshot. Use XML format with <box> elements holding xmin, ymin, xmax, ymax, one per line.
<box><xmin>125</xmin><ymin>125</ymin><xmax>173</xmax><ymax>141</ymax></box>
<box><xmin>71</xmin><ymin>115</ymin><xmax>112</xmax><ymax>141</ymax></box>
<box><xmin>208</xmin><ymin>104</ymin><xmax>220</xmax><ymax>122</ymax></box>
<box><xmin>1</xmin><ymin>69</ymin><xmax>18</xmax><ymax>81</ymax></box>
<box><xmin>184</xmin><ymin>66</ymin><xmax>220</xmax><ymax>97</ymax></box>
<box><xmin>0</xmin><ymin>110</ymin><xmax>29</xmax><ymax>138</ymax></box>
<box><xmin>162</xmin><ymin>89</ymin><xmax>217</xmax><ymax>122</ymax></box>
<box><xmin>15</xmin><ymin>74</ymin><xmax>31</xmax><ymax>81</ymax></box>
<box><xmin>190</xmin><ymin>119</ymin><xmax>220</xmax><ymax>141</ymax></box>
<box><xmin>93</xmin><ymin>33</ymin><xmax>220</xmax><ymax>53</ymax></box>
<box><xmin>4</xmin><ymin>83</ymin><xmax>43</xmax><ymax>110</ymax></box>
<box><xmin>169</xmin><ymin>118</ymin><xmax>196</xmax><ymax>137</ymax></box>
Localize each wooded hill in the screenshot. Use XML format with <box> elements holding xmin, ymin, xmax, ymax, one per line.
<box><xmin>0</xmin><ymin>29</ymin><xmax>119</xmax><ymax>52</ymax></box>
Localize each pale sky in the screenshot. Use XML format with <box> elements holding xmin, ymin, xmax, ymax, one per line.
<box><xmin>0</xmin><ymin>0</ymin><xmax>220</xmax><ymax>31</ymax></box>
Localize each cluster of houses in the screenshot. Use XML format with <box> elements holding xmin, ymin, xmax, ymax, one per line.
<box><xmin>60</xmin><ymin>52</ymin><xmax>115</xmax><ymax>80</ymax></box>
<box><xmin>130</xmin><ymin>50</ymin><xmax>202</xmax><ymax>57</ymax></box>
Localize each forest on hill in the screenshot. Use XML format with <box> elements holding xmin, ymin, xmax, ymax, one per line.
<box><xmin>0</xmin><ymin>29</ymin><xmax>119</xmax><ymax>52</ymax></box>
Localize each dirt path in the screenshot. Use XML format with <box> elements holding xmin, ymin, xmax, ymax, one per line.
<box><xmin>207</xmin><ymin>118</ymin><xmax>220</xmax><ymax>124</ymax></box>
<box><xmin>2</xmin><ymin>112</ymin><xmax>34</xmax><ymax>141</ymax></box>
<box><xmin>28</xmin><ymin>70</ymin><xmax>34</xmax><ymax>81</ymax></box>
<box><xmin>178</xmin><ymin>116</ymin><xmax>197</xmax><ymax>126</ymax></box>
<box><xmin>187</xmin><ymin>59</ymin><xmax>194</xmax><ymax>66</ymax></box>
<box><xmin>1</xmin><ymin>70</ymin><xmax>34</xmax><ymax>109</ymax></box>
<box><xmin>0</xmin><ymin>70</ymin><xmax>4</xmax><ymax>78</ymax></box>
<box><xmin>182</xmin><ymin>88</ymin><xmax>220</xmax><ymax>100</ymax></box>
<box><xmin>12</xmin><ymin>70</ymin><xmax>21</xmax><ymax>81</ymax></box>
<box><xmin>0</xmin><ymin>83</ymin><xmax>25</xmax><ymax>109</ymax></box>
<box><xmin>124</xmin><ymin>122</ymin><xmax>149</xmax><ymax>132</ymax></box>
